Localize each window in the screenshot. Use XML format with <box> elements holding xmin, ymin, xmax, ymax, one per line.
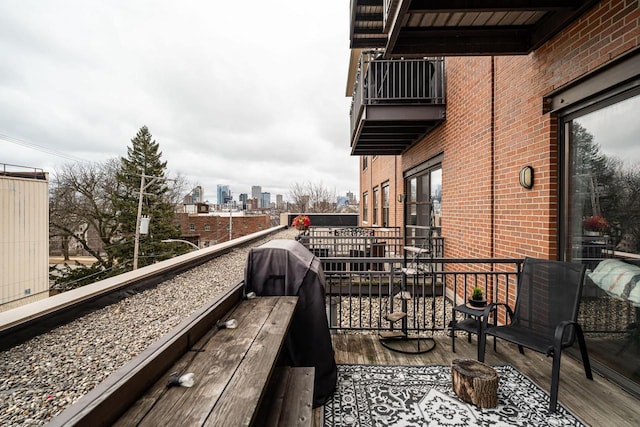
<box><xmin>372</xmin><ymin>187</ymin><xmax>379</xmax><ymax>225</ymax></box>
<box><xmin>362</xmin><ymin>191</ymin><xmax>369</xmax><ymax>223</ymax></box>
<box><xmin>204</xmin><ymin>225</ymin><xmax>210</xmax><ymax>231</ymax></box>
<box><xmin>362</xmin><ymin>156</ymin><xmax>368</xmax><ymax>171</ymax></box>
<box><xmin>563</xmin><ymin>90</ymin><xmax>640</xmax><ymax>263</ymax></box>
<box><xmin>189</xmin><ymin>223</ymin><xmax>195</xmax><ymax>232</ymax></box>
<box><xmin>382</xmin><ymin>182</ymin><xmax>390</xmax><ymax>227</ymax></box>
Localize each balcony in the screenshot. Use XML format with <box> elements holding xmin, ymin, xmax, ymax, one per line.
<box><xmin>350</xmin><ymin>0</ymin><xmax>601</xmax><ymax>56</ymax></box>
<box><xmin>4</xmin><ymin>226</ymin><xmax>640</xmax><ymax>425</ymax></box>
<box><xmin>350</xmin><ymin>53</ymin><xmax>445</xmax><ymax>155</ymax></box>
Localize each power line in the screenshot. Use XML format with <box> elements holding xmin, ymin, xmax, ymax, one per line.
<box><xmin>0</xmin><ymin>133</ymin><xmax>90</xmax><ymax>163</ymax></box>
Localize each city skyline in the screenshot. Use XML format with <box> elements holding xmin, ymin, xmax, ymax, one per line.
<box><xmin>200</xmin><ymin>183</ymin><xmax>356</xmax><ymax>206</ymax></box>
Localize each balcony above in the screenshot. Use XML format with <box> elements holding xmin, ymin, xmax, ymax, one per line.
<box><xmin>350</xmin><ymin>0</ymin><xmax>601</xmax><ymax>56</ymax></box>
<box><xmin>350</xmin><ymin>55</ymin><xmax>445</xmax><ymax>156</ymax></box>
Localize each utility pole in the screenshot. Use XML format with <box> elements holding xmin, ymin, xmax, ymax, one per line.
<box><xmin>133</xmin><ymin>171</ymin><xmax>163</xmax><ymax>270</ymax></box>
<box><xmin>228</xmin><ymin>201</ymin><xmax>233</xmax><ymax>241</ymax></box>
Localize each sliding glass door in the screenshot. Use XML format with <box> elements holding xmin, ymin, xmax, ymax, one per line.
<box><xmin>562</xmin><ymin>89</ymin><xmax>640</xmax><ymax>395</ymax></box>
<box><xmin>404</xmin><ymin>163</ymin><xmax>442</xmax><ymax>248</ymax></box>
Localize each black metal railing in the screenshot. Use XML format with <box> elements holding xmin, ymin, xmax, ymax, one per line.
<box><xmin>304</xmin><ymin>226</ymin><xmax>403</xmax><ymax>259</ymax></box>
<box><xmin>350</xmin><ymin>53</ymin><xmax>445</xmax><ymax>136</ymax></box>
<box><xmin>300</xmin><ymin>228</ymin><xmax>523</xmax><ymax>334</ymax></box>
<box><xmin>321</xmin><ymin>257</ymin><xmax>523</xmax><ymax>334</ymax></box>
<box><xmin>303</xmin><ymin>227</ymin><xmax>636</xmax><ymax>336</ymax></box>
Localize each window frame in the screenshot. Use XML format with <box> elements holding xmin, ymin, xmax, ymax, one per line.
<box><xmin>372</xmin><ymin>186</ymin><xmax>379</xmax><ymax>225</ymax></box>
<box><xmin>403</xmin><ymin>154</ymin><xmax>443</xmax><ymax>246</ymax></box>
<box><xmin>382</xmin><ymin>182</ymin><xmax>390</xmax><ymax>227</ymax></box>
<box><xmin>559</xmin><ymin>86</ymin><xmax>640</xmax><ymax>263</ymax></box>
<box><xmin>362</xmin><ymin>191</ymin><xmax>369</xmax><ymax>223</ymax></box>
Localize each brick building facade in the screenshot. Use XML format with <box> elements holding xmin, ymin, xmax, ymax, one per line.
<box><xmin>350</xmin><ymin>0</ymin><xmax>639</xmax><ymax>394</ymax></box>
<box><xmin>174</xmin><ymin>213</ymin><xmax>271</xmax><ymax>248</ymax></box>
<box><xmin>356</xmin><ymin>0</ymin><xmax>639</xmax><ymax>260</ymax></box>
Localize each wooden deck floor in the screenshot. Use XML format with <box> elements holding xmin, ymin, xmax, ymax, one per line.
<box><xmin>313</xmin><ymin>332</ymin><xmax>640</xmax><ymax>426</ymax></box>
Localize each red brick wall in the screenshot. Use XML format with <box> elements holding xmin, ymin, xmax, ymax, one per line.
<box><xmin>353</xmin><ymin>0</ymin><xmax>639</xmax><ymax>307</ymax></box>
<box><xmin>175</xmin><ymin>213</ymin><xmax>271</xmax><ymax>246</ymax></box>
<box><xmin>358</xmin><ymin>0</ymin><xmax>639</xmax><ymax>259</ymax></box>
<box><xmin>490</xmin><ymin>0</ymin><xmax>639</xmax><ymax>259</ymax></box>
<box><xmin>360</xmin><ymin>155</ymin><xmax>404</xmax><ymax>228</ymax></box>
<box><xmin>427</xmin><ymin>57</ymin><xmax>494</xmax><ymax>259</ymax></box>
<box><xmin>357</xmin><ymin>0</ymin><xmax>639</xmax><ymax>258</ymax></box>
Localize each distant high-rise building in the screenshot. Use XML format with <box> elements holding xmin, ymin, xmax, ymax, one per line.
<box><xmin>184</xmin><ymin>185</ymin><xmax>204</xmax><ymax>204</ymax></box>
<box><xmin>192</xmin><ymin>186</ymin><xmax>203</xmax><ymax>203</ymax></box>
<box><xmin>251</xmin><ymin>185</ymin><xmax>261</xmax><ymax>199</ymax></box>
<box><xmin>247</xmin><ymin>197</ymin><xmax>258</xmax><ymax>211</ymax></box>
<box><xmin>259</xmin><ymin>192</ymin><xmax>271</xmax><ymax>209</ymax></box>
<box><xmin>217</xmin><ymin>185</ymin><xmax>232</xmax><ymax>205</ymax></box>
<box><xmin>346</xmin><ymin>191</ymin><xmax>355</xmax><ymax>204</ymax></box>
<box><xmin>239</xmin><ymin>193</ymin><xmax>248</xmax><ymax>210</ymax></box>
<box><xmin>276</xmin><ymin>194</ymin><xmax>284</xmax><ymax>209</ymax></box>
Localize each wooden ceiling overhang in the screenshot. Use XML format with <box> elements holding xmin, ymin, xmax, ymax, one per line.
<box><xmin>350</xmin><ymin>0</ymin><xmax>602</xmax><ymax>56</ymax></box>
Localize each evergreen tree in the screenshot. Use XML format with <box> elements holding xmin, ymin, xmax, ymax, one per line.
<box><xmin>573</xmin><ymin>122</ymin><xmax>615</xmax><ymax>218</ymax></box>
<box><xmin>110</xmin><ymin>126</ymin><xmax>183</xmax><ymax>268</ymax></box>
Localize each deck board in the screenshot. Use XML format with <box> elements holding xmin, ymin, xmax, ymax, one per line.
<box><xmin>315</xmin><ymin>333</ymin><xmax>640</xmax><ymax>427</ymax></box>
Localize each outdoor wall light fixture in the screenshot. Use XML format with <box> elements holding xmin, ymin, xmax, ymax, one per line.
<box><xmin>519</xmin><ymin>166</ymin><xmax>534</xmax><ymax>189</ymax></box>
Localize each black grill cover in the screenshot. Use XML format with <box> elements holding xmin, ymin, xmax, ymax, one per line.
<box><xmin>244</xmin><ymin>239</ymin><xmax>337</xmax><ymax>407</ymax></box>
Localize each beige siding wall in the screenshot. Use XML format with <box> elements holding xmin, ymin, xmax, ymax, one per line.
<box><xmin>1</xmin><ymin>175</ymin><xmax>49</xmax><ymax>311</ymax></box>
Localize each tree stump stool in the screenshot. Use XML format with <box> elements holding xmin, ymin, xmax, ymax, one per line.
<box><xmin>451</xmin><ymin>359</ymin><xmax>499</xmax><ymax>408</ymax></box>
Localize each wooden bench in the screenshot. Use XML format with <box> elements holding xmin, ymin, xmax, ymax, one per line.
<box><xmin>115</xmin><ymin>295</ymin><xmax>312</xmax><ymax>426</ymax></box>
<box><xmin>257</xmin><ymin>366</ymin><xmax>315</xmax><ymax>426</ymax></box>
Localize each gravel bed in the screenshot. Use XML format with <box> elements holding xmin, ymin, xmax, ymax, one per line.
<box><xmin>331</xmin><ymin>295</ymin><xmax>452</xmax><ymax>335</ymax></box>
<box><xmin>0</xmin><ymin>229</ymin><xmax>299</xmax><ymax>426</ymax></box>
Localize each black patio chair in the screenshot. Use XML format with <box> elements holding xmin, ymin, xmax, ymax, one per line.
<box><xmin>478</xmin><ymin>257</ymin><xmax>593</xmax><ymax>413</ymax></box>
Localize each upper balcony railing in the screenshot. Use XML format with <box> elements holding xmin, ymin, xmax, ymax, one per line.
<box><xmin>350</xmin><ymin>53</ymin><xmax>445</xmax><ymax>151</ymax></box>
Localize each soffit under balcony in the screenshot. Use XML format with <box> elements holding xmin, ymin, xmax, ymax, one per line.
<box><xmin>350</xmin><ymin>0</ymin><xmax>386</xmax><ymax>49</ymax></box>
<box><xmin>351</xmin><ymin>104</ymin><xmax>445</xmax><ymax>156</ymax></box>
<box><xmin>350</xmin><ymin>0</ymin><xmax>601</xmax><ymax>56</ymax></box>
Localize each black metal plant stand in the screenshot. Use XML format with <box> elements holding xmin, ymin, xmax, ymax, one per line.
<box><xmin>379</xmin><ymin>231</ymin><xmax>436</xmax><ymax>354</ymax></box>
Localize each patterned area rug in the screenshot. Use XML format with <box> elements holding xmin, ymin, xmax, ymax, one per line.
<box><xmin>324</xmin><ymin>364</ymin><xmax>586</xmax><ymax>426</ymax></box>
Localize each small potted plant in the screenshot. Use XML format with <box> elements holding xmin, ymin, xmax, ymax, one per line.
<box><xmin>468</xmin><ymin>286</ymin><xmax>487</xmax><ymax>308</ymax></box>
<box><xmin>582</xmin><ymin>215</ymin><xmax>609</xmax><ymax>236</ymax></box>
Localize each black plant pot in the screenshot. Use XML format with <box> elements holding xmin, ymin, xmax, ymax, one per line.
<box><xmin>468</xmin><ymin>298</ymin><xmax>487</xmax><ymax>308</ymax></box>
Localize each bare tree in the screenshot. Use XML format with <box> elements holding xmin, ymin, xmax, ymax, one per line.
<box><xmin>167</xmin><ymin>172</ymin><xmax>190</xmax><ymax>208</ymax></box>
<box><xmin>50</xmin><ymin>160</ymin><xmax>122</xmax><ymax>269</ymax></box>
<box><xmin>309</xmin><ymin>181</ymin><xmax>337</xmax><ymax>213</ymax></box>
<box><xmin>289</xmin><ymin>182</ymin><xmax>310</xmax><ymax>213</ymax></box>
<box><xmin>288</xmin><ymin>181</ymin><xmax>336</xmax><ymax>213</ymax></box>
<box><xmin>49</xmin><ymin>182</ymin><xmax>82</xmax><ymax>260</ymax></box>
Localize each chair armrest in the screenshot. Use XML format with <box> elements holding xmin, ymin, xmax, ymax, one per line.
<box><xmin>480</xmin><ymin>302</ymin><xmax>513</xmax><ymax>329</ymax></box>
<box><xmin>552</xmin><ymin>320</ymin><xmax>581</xmax><ymax>354</ymax></box>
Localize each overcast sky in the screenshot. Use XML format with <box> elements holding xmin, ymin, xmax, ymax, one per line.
<box><xmin>0</xmin><ymin>1</ymin><xmax>357</xmax><ymax>203</ymax></box>
<box><xmin>576</xmin><ymin>94</ymin><xmax>640</xmax><ymax>164</ymax></box>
